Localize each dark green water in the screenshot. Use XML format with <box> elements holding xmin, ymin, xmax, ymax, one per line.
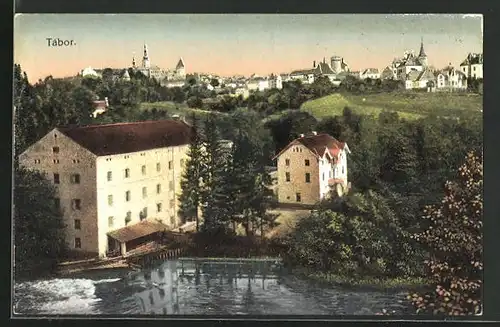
<box><xmin>13</xmin><ymin>258</ymin><xmax>411</xmax><ymax>315</ymax></box>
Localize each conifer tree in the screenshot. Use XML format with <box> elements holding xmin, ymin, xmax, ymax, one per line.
<box><xmin>200</xmin><ymin>113</ymin><xmax>233</xmax><ymax>235</ymax></box>
<box><xmin>178</xmin><ymin>113</ymin><xmax>204</xmax><ymax>231</ymax></box>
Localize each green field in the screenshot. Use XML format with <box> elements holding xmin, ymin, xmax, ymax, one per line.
<box><xmin>300</xmin><ymin>92</ymin><xmax>483</xmax><ymax>120</ymax></box>
<box><xmin>139</xmin><ymin>101</ymin><xmax>213</xmax><ymax>116</ymax></box>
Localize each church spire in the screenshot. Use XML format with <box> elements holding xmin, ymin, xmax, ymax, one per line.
<box><xmin>418</xmin><ymin>37</ymin><xmax>427</xmax><ymax>57</ymax></box>
<box><xmin>142</xmin><ymin>43</ymin><xmax>150</xmax><ymax>69</ymax></box>
<box><xmin>132</xmin><ymin>53</ymin><xmax>136</xmax><ymax>68</ymax></box>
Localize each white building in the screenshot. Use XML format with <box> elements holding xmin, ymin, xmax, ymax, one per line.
<box><xmin>359</xmin><ymin>68</ymin><xmax>381</xmax><ymax>80</ymax></box>
<box><xmin>404</xmin><ymin>68</ymin><xmax>436</xmax><ymax>90</ymax></box>
<box><xmin>18</xmin><ymin>120</ymin><xmax>193</xmax><ymax>257</ymax></box>
<box><xmin>459</xmin><ymin>53</ymin><xmax>483</xmax><ymax>79</ymax></box>
<box><xmin>435</xmin><ymin>66</ymin><xmax>468</xmax><ymax>90</ymax></box>
<box><xmin>81</xmin><ymin>67</ymin><xmax>101</xmax><ymax>78</ymax></box>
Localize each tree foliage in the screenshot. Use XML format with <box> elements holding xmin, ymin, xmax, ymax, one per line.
<box><xmin>409</xmin><ymin>151</ymin><xmax>483</xmax><ymax>315</ymax></box>
<box><xmin>14</xmin><ymin>167</ymin><xmax>68</xmax><ymax>277</ymax></box>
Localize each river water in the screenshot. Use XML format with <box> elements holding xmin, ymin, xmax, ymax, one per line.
<box><xmin>13</xmin><ymin>258</ymin><xmax>412</xmax><ymax>316</ymax></box>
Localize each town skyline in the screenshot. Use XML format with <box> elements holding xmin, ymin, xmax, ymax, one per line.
<box><xmin>15</xmin><ymin>14</ymin><xmax>482</xmax><ymax>82</ymax></box>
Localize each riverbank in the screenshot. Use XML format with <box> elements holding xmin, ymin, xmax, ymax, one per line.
<box><xmin>293</xmin><ymin>267</ymin><xmax>430</xmax><ymax>292</ymax></box>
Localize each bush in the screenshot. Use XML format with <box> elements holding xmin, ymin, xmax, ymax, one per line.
<box><xmin>409</xmin><ymin>151</ymin><xmax>482</xmax><ymax>315</ymax></box>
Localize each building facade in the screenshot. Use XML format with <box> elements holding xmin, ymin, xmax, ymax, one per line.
<box><xmin>273</xmin><ymin>132</ymin><xmax>350</xmax><ymax>206</ymax></box>
<box><xmin>435</xmin><ymin>66</ymin><xmax>468</xmax><ymax>90</ymax></box>
<box><xmin>18</xmin><ymin>120</ymin><xmax>193</xmax><ymax>257</ymax></box>
<box><xmin>459</xmin><ymin>53</ymin><xmax>483</xmax><ymax>79</ymax></box>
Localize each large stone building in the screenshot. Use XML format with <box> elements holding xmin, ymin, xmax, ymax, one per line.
<box><xmin>381</xmin><ymin>39</ymin><xmax>429</xmax><ymax>80</ymax></box>
<box><xmin>459</xmin><ymin>53</ymin><xmax>483</xmax><ymax>79</ymax></box>
<box><xmin>289</xmin><ymin>56</ymin><xmax>350</xmax><ymax>85</ymax></box>
<box><xmin>131</xmin><ymin>44</ymin><xmax>186</xmax><ymax>83</ymax></box>
<box><xmin>273</xmin><ymin>132</ymin><xmax>351</xmax><ymax>206</ymax></box>
<box><xmin>18</xmin><ymin>120</ymin><xmax>193</xmax><ymax>257</ymax></box>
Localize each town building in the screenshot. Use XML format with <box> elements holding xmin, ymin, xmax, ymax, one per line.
<box><xmin>435</xmin><ymin>65</ymin><xmax>468</xmax><ymax>90</ymax></box>
<box><xmin>91</xmin><ymin>97</ymin><xmax>109</xmax><ymax>118</ymax></box>
<box><xmin>18</xmin><ymin>120</ymin><xmax>193</xmax><ymax>258</ymax></box>
<box><xmin>80</xmin><ymin>67</ymin><xmax>101</xmax><ymax>78</ymax></box>
<box><xmin>459</xmin><ymin>53</ymin><xmax>483</xmax><ymax>79</ymax></box>
<box><xmin>273</xmin><ymin>132</ymin><xmax>351</xmax><ymax>206</ymax></box>
<box><xmin>390</xmin><ymin>39</ymin><xmax>429</xmax><ymax>80</ymax></box>
<box><xmin>358</xmin><ymin>68</ymin><xmax>381</xmax><ymax>80</ymax></box>
<box><xmin>403</xmin><ymin>68</ymin><xmax>436</xmax><ymax>90</ymax></box>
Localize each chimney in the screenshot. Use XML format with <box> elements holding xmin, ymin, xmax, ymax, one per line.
<box><xmin>299</xmin><ymin>133</ymin><xmax>305</xmax><ymax>138</ymax></box>
<box><xmin>313</xmin><ymin>60</ymin><xmax>316</xmax><ymax>68</ymax></box>
<box><xmin>311</xmin><ymin>131</ymin><xmax>317</xmax><ymax>135</ymax></box>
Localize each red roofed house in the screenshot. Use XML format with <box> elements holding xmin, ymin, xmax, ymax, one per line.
<box><xmin>272</xmin><ymin>132</ymin><xmax>351</xmax><ymax>206</ymax></box>
<box><xmin>18</xmin><ymin>120</ymin><xmax>193</xmax><ymax>258</ymax></box>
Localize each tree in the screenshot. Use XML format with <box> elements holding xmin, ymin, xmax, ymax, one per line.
<box><xmin>178</xmin><ymin>113</ymin><xmax>204</xmax><ymax>231</ymax></box>
<box><xmin>13</xmin><ymin>64</ymin><xmax>35</xmax><ymax>158</ymax></box>
<box><xmin>210</xmin><ymin>78</ymin><xmax>220</xmax><ymax>88</ymax></box>
<box><xmin>199</xmin><ymin>113</ymin><xmax>234</xmax><ymax>235</ymax></box>
<box><xmin>409</xmin><ymin>151</ymin><xmax>483</xmax><ymax>315</ymax></box>
<box><xmin>14</xmin><ymin>167</ymin><xmax>68</xmax><ymax>277</ymax></box>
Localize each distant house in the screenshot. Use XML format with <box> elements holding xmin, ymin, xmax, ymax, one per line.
<box><xmin>92</xmin><ymin>97</ymin><xmax>109</xmax><ymax>118</ymax></box>
<box><xmin>162</xmin><ymin>79</ymin><xmax>186</xmax><ymax>88</ymax></box>
<box><xmin>459</xmin><ymin>53</ymin><xmax>483</xmax><ymax>79</ymax></box>
<box><xmin>359</xmin><ymin>68</ymin><xmax>381</xmax><ymax>80</ymax></box>
<box><xmin>273</xmin><ymin>132</ymin><xmax>351</xmax><ymax>206</ymax></box>
<box><xmin>404</xmin><ymin>68</ymin><xmax>436</xmax><ymax>90</ymax></box>
<box><xmin>435</xmin><ymin>65</ymin><xmax>468</xmax><ymax>90</ymax></box>
<box><xmin>380</xmin><ymin>66</ymin><xmax>396</xmax><ymax>80</ymax></box>
<box><xmin>81</xmin><ymin>67</ymin><xmax>101</xmax><ymax>78</ymax></box>
<box><xmin>234</xmin><ymin>87</ymin><xmax>250</xmax><ymax>99</ymax></box>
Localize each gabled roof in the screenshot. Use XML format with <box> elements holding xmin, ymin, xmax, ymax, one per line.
<box><xmin>290</xmin><ymin>69</ymin><xmax>315</xmax><ymax>76</ymax></box>
<box><xmin>314</xmin><ymin>62</ymin><xmax>335</xmax><ymax>75</ymax></box>
<box><xmin>57</xmin><ymin>119</ymin><xmax>193</xmax><ymax>156</ymax></box>
<box><xmin>273</xmin><ymin>133</ymin><xmax>348</xmax><ymax>160</ymax></box>
<box><xmin>176</xmin><ymin>58</ymin><xmax>185</xmax><ymax>69</ymax></box>
<box><xmin>362</xmin><ymin>68</ymin><xmax>379</xmax><ymax>75</ymax></box>
<box><xmin>107</xmin><ymin>220</ymin><xmax>170</xmax><ymax>243</ymax></box>
<box><xmin>460</xmin><ymin>53</ymin><xmax>483</xmax><ymax>66</ymax></box>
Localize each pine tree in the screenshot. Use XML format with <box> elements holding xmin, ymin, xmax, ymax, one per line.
<box><xmin>200</xmin><ymin>113</ymin><xmax>234</xmax><ymax>235</ymax></box>
<box><xmin>178</xmin><ymin>113</ymin><xmax>204</xmax><ymax>231</ymax></box>
<box><xmin>409</xmin><ymin>151</ymin><xmax>482</xmax><ymax>315</ymax></box>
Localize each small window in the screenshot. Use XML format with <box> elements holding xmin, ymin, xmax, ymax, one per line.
<box><xmin>296</xmin><ymin>193</ymin><xmax>302</xmax><ymax>202</ymax></box>
<box><xmin>342</xmin><ymin>166</ymin><xmax>345</xmax><ymax>174</ymax></box>
<box><xmin>285</xmin><ymin>172</ymin><xmax>290</xmax><ymax>182</ymax></box>
<box><xmin>305</xmin><ymin>159</ymin><xmax>310</xmax><ymax>166</ymax></box>
<box><xmin>108</xmin><ymin>195</ymin><xmax>113</xmax><ymax>206</ymax></box>
<box><xmin>142</xmin><ymin>187</ymin><xmax>147</xmax><ymax>198</ymax></box>
<box><xmin>168</xmin><ymin>161</ymin><xmax>173</xmax><ymax>169</ymax></box>
<box><xmin>140</xmin><ymin>207</ymin><xmax>148</xmax><ymax>221</ymax></box>
<box><xmin>53</xmin><ymin>173</ymin><xmax>60</xmax><ymax>184</ymax></box>
<box><xmin>124</xmin><ymin>168</ymin><xmax>130</xmax><ymax>178</ymax></box>
<box><xmin>52</xmin><ymin>146</ymin><xmax>60</xmax><ymax>154</ymax></box>
<box><xmin>285</xmin><ymin>159</ymin><xmax>290</xmax><ymax>166</ymax></box>
<box><xmin>125</xmin><ymin>191</ymin><xmax>131</xmax><ymax>202</ymax></box>
<box><xmin>74</xmin><ymin>219</ymin><xmax>81</xmax><ymax>230</ymax></box>
<box><xmin>72</xmin><ymin>199</ymin><xmax>81</xmax><ymax>210</ymax></box>
<box><xmin>322</xmin><ymin>172</ymin><xmax>325</xmax><ymax>181</ymax></box>
<box><xmin>180</xmin><ymin>159</ymin><xmax>184</xmax><ymax>166</ymax></box>
<box><xmin>305</xmin><ymin>173</ymin><xmax>311</xmax><ymax>183</ymax></box>
<box><xmin>156</xmin><ymin>163</ymin><xmax>161</xmax><ymax>172</ymax></box>
<box><xmin>157</xmin><ymin>203</ymin><xmax>162</xmax><ymax>213</ymax></box>
<box><xmin>70</xmin><ymin>174</ymin><xmax>81</xmax><ymax>184</ymax></box>
<box><xmin>108</xmin><ymin>216</ymin><xmax>114</xmax><ymax>228</ymax></box>
<box><xmin>54</xmin><ymin>198</ymin><xmax>60</xmax><ymax>209</ymax></box>
<box><xmin>170</xmin><ymin>199</ymin><xmax>175</xmax><ymax>208</ymax></box>
<box><xmin>107</xmin><ymin>171</ymin><xmax>112</xmax><ymax>181</ymax></box>
<box><xmin>34</xmin><ymin>159</ymin><xmax>40</xmax><ymax>164</ymax></box>
<box><xmin>75</xmin><ymin>238</ymin><xmax>81</xmax><ymax>249</ymax></box>
<box><xmin>169</xmin><ymin>181</ymin><xmax>174</xmax><ymax>191</ymax></box>
<box><xmin>156</xmin><ymin>184</ymin><xmax>161</xmax><ymax>194</ymax></box>
<box><xmin>125</xmin><ymin>211</ymin><xmax>131</xmax><ymax>225</ymax></box>
<box><xmin>142</xmin><ymin>165</ymin><xmax>146</xmax><ymax>175</ymax></box>
<box><xmin>53</xmin><ymin>159</ymin><xmax>60</xmax><ymax>164</ymax></box>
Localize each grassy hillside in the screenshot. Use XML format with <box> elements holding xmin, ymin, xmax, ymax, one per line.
<box><xmin>300</xmin><ymin>92</ymin><xmax>483</xmax><ymax>120</ymax></box>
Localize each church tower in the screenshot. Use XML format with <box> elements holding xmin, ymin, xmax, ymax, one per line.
<box><xmin>142</xmin><ymin>43</ymin><xmax>151</xmax><ymax>69</ymax></box>
<box><xmin>418</xmin><ymin>37</ymin><xmax>428</xmax><ymax>67</ymax></box>
<box><xmin>132</xmin><ymin>54</ymin><xmax>136</xmax><ymax>68</ymax></box>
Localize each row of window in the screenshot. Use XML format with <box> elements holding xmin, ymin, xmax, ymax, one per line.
<box><xmin>53</xmin><ymin>173</ymin><xmax>80</xmax><ymax>184</ymax></box>
<box><xmin>284</xmin><ymin>159</ymin><xmax>310</xmax><ymax>167</ymax></box>
<box><xmin>107</xmin><ymin>160</ymin><xmax>184</xmax><ymax>181</ymax></box>
<box><xmin>284</xmin><ymin>167</ymin><xmax>344</xmax><ymax>183</ymax></box>
<box><xmin>107</xmin><ymin>183</ymin><xmax>174</xmax><ymax>205</ymax></box>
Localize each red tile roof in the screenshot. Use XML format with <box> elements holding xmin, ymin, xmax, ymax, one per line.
<box><xmin>273</xmin><ymin>133</ymin><xmax>346</xmax><ymax>160</ymax></box>
<box><xmin>58</xmin><ymin>119</ymin><xmax>193</xmax><ymax>156</ymax></box>
<box><xmin>107</xmin><ymin>220</ymin><xmax>170</xmax><ymax>243</ymax></box>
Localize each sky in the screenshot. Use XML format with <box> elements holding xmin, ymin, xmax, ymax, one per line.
<box><xmin>14</xmin><ymin>14</ymin><xmax>483</xmax><ymax>82</ymax></box>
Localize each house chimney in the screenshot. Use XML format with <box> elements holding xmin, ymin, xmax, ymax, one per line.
<box><xmin>311</xmin><ymin>131</ymin><xmax>317</xmax><ymax>135</ymax></box>
<box><xmin>313</xmin><ymin>60</ymin><xmax>316</xmax><ymax>68</ymax></box>
<box><xmin>299</xmin><ymin>133</ymin><xmax>305</xmax><ymax>138</ymax></box>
